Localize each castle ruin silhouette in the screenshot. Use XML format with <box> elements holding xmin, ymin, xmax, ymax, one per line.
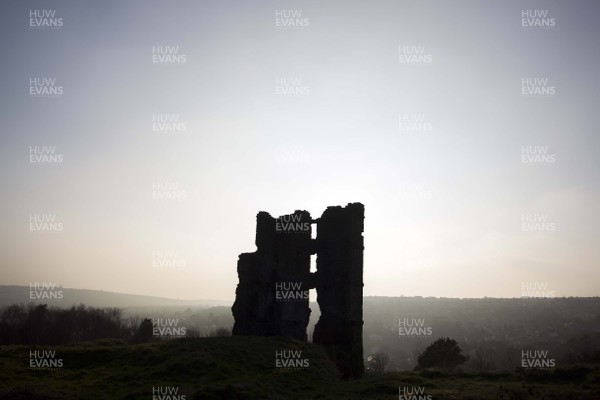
<box><xmin>231</xmin><ymin>202</ymin><xmax>364</xmax><ymax>378</ymax></box>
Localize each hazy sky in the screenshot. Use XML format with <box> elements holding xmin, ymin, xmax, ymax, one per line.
<box><xmin>1</xmin><ymin>0</ymin><xmax>599</xmax><ymax>301</ymax></box>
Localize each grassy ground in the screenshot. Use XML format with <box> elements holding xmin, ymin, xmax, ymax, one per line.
<box><xmin>1</xmin><ymin>337</ymin><xmax>599</xmax><ymax>399</ymax></box>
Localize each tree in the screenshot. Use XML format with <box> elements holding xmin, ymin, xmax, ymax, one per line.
<box><xmin>130</xmin><ymin>318</ymin><xmax>154</xmax><ymax>344</ymax></box>
<box><xmin>417</xmin><ymin>338</ymin><xmax>468</xmax><ymax>369</ymax></box>
<box><xmin>24</xmin><ymin>304</ymin><xmax>48</xmax><ymax>344</ymax></box>
<box><xmin>366</xmin><ymin>352</ymin><xmax>389</xmax><ymax>374</ymax></box>
<box><xmin>471</xmin><ymin>348</ymin><xmax>495</xmax><ymax>371</ymax></box>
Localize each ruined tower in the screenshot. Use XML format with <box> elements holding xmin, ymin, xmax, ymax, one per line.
<box><xmin>231</xmin><ymin>203</ymin><xmax>364</xmax><ymax>378</ymax></box>
<box><xmin>312</xmin><ymin>203</ymin><xmax>364</xmax><ymax>378</ymax></box>
<box><xmin>231</xmin><ymin>210</ymin><xmax>314</xmax><ymax>340</ymax></box>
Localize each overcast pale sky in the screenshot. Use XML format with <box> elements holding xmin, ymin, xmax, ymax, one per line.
<box><xmin>1</xmin><ymin>0</ymin><xmax>599</xmax><ymax>301</ymax></box>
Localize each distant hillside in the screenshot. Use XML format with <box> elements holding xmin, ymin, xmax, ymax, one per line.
<box><xmin>360</xmin><ymin>296</ymin><xmax>600</xmax><ymax>372</ymax></box>
<box><xmin>1</xmin><ymin>336</ymin><xmax>599</xmax><ymax>399</ymax></box>
<box><xmin>0</xmin><ymin>286</ymin><xmax>230</xmax><ymax>309</ymax></box>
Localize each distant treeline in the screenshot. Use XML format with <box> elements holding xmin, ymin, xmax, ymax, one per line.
<box><xmin>0</xmin><ymin>303</ymin><xmax>231</xmax><ymax>345</ymax></box>
<box><xmin>0</xmin><ymin>304</ymin><xmax>130</xmax><ymax>345</ymax></box>
<box><xmin>3</xmin><ymin>298</ymin><xmax>600</xmax><ymax>373</ymax></box>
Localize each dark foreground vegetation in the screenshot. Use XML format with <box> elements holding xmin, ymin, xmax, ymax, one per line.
<box><xmin>1</xmin><ymin>298</ymin><xmax>599</xmax><ymax>398</ymax></box>
<box><xmin>1</xmin><ymin>336</ymin><xmax>599</xmax><ymax>399</ymax></box>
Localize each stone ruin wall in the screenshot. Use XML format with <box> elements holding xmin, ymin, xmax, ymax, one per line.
<box><xmin>231</xmin><ymin>203</ymin><xmax>364</xmax><ymax>378</ymax></box>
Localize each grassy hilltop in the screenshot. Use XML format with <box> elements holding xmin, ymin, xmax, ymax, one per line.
<box><xmin>1</xmin><ymin>336</ymin><xmax>599</xmax><ymax>399</ymax></box>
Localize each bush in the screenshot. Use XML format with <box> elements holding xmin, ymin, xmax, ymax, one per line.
<box><xmin>416</xmin><ymin>337</ymin><xmax>468</xmax><ymax>370</ymax></box>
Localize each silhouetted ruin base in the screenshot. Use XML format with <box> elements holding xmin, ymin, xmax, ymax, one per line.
<box><xmin>232</xmin><ymin>203</ymin><xmax>364</xmax><ymax>378</ymax></box>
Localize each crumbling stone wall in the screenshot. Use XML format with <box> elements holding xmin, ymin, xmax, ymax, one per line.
<box><xmin>231</xmin><ymin>203</ymin><xmax>364</xmax><ymax>378</ymax></box>
<box><xmin>312</xmin><ymin>203</ymin><xmax>364</xmax><ymax>378</ymax></box>
<box><xmin>231</xmin><ymin>210</ymin><xmax>314</xmax><ymax>340</ymax></box>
